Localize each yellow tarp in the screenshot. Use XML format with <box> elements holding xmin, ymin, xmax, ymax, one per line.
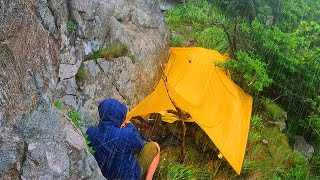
<box><xmin>126</xmin><ymin>47</ymin><xmax>253</xmax><ymax>174</ymax></box>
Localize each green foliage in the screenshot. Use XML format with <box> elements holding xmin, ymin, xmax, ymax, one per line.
<box><xmin>157</xmin><ymin>145</ymin><xmax>223</xmax><ymax>179</ymax></box>
<box><xmin>53</xmin><ymin>100</ymin><xmax>63</xmax><ymax>110</ymax></box>
<box><xmin>288</xmin><ymin>158</ymin><xmax>310</xmax><ymax>180</ymax></box>
<box><xmin>84</xmin><ymin>134</ymin><xmax>95</xmax><ymax>154</ymax></box>
<box><xmin>128</xmin><ymin>53</ymin><xmax>136</xmax><ymax>64</ymax></box>
<box><xmin>308</xmin><ymin>115</ymin><xmax>320</xmax><ymax>137</ymax></box>
<box><xmin>165</xmin><ymin>0</ymin><xmax>320</xmax><ymax>177</ymax></box>
<box><xmin>244</xmin><ymin>127</ymin><xmax>310</xmax><ymax>179</ymax></box>
<box><xmin>310</xmin><ymin>151</ymin><xmax>320</xmax><ymax>178</ymax></box>
<box><xmin>262</xmin><ymin>98</ymin><xmax>287</xmax><ymax>121</ymax></box>
<box><xmin>217</xmin><ymin>50</ymin><xmax>272</xmax><ymax>94</ymax></box>
<box><xmin>255</xmin><ymin>2</ymin><xmax>273</xmax><ymax>23</ymax></box>
<box><xmin>84</xmin><ymin>44</ymin><xmax>129</xmax><ymax>61</ymax></box>
<box><xmin>164</xmin><ymin>0</ymin><xmax>229</xmax><ymax>52</ymax></box>
<box><xmin>243</xmin><ymin>19</ymin><xmax>320</xmax><ymax>146</ymax></box>
<box><xmin>169</xmin><ymin>34</ymin><xmax>185</xmax><ymax>47</ymax></box>
<box><xmin>75</xmin><ymin>67</ymin><xmax>87</xmax><ymax>85</ymax></box>
<box><xmin>278</xmin><ymin>0</ymin><xmax>320</xmax><ymax>31</ymax></box>
<box><xmin>67</xmin><ymin>108</ymin><xmax>82</xmax><ymax>129</ymax></box>
<box><xmin>198</xmin><ymin>26</ymin><xmax>229</xmax><ymax>53</ymax></box>
<box><xmin>251</xmin><ymin>115</ymin><xmax>263</xmax><ymax>129</ymax></box>
<box><xmin>294</xmin><ymin>21</ymin><xmax>320</xmax><ymax>49</ymax></box>
<box><xmin>67</xmin><ymin>108</ymin><xmax>95</xmax><ymax>154</ymax></box>
<box><xmin>167</xmin><ymin>163</ymin><xmax>208</xmax><ymax>180</ymax></box>
<box><xmin>67</xmin><ymin>21</ymin><xmax>77</xmax><ymax>33</ymax></box>
<box><xmin>165</xmin><ymin>0</ymin><xmax>226</xmax><ymax>28</ymax></box>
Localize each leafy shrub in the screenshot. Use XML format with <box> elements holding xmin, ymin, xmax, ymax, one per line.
<box><xmin>294</xmin><ymin>21</ymin><xmax>320</xmax><ymax>49</ymax></box>
<box><xmin>308</xmin><ymin>115</ymin><xmax>320</xmax><ymax>137</ymax></box>
<box><xmin>53</xmin><ymin>100</ymin><xmax>63</xmax><ymax>110</ymax></box>
<box><xmin>310</xmin><ymin>151</ymin><xmax>320</xmax><ymax>178</ymax></box>
<box><xmin>198</xmin><ymin>26</ymin><xmax>229</xmax><ymax>53</ymax></box>
<box><xmin>246</xmin><ymin>19</ymin><xmax>320</xmax><ymax>145</ymax></box>
<box><xmin>217</xmin><ymin>50</ymin><xmax>272</xmax><ymax>94</ymax></box>
<box><xmin>278</xmin><ymin>0</ymin><xmax>320</xmax><ymax>32</ymax></box>
<box><xmin>251</xmin><ymin>115</ymin><xmax>263</xmax><ymax>129</ymax></box>
<box><xmin>67</xmin><ymin>108</ymin><xmax>82</xmax><ymax>129</ymax></box>
<box><xmin>67</xmin><ymin>21</ymin><xmax>77</xmax><ymax>33</ymax></box>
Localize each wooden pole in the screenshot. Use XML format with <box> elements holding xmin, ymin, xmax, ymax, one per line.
<box><xmin>160</xmin><ymin>64</ymin><xmax>186</xmax><ymax>163</ymax></box>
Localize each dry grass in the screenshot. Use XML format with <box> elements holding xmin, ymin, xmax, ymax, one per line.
<box><xmin>84</xmin><ymin>44</ymin><xmax>129</xmax><ymax>61</ymax></box>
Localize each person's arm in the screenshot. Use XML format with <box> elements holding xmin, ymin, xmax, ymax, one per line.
<box><xmin>127</xmin><ymin>123</ymin><xmax>144</xmax><ymax>152</ymax></box>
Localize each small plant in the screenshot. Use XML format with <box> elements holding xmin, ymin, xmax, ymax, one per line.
<box><xmin>84</xmin><ymin>44</ymin><xmax>129</xmax><ymax>61</ymax></box>
<box><xmin>84</xmin><ymin>134</ymin><xmax>95</xmax><ymax>154</ymax></box>
<box><xmin>128</xmin><ymin>53</ymin><xmax>136</xmax><ymax>64</ymax></box>
<box><xmin>67</xmin><ymin>108</ymin><xmax>82</xmax><ymax>129</ymax></box>
<box><xmin>216</xmin><ymin>51</ymin><xmax>273</xmax><ymax>94</ymax></box>
<box><xmin>67</xmin><ymin>21</ymin><xmax>77</xmax><ymax>33</ymax></box>
<box><xmin>75</xmin><ymin>67</ymin><xmax>87</xmax><ymax>86</ymax></box>
<box><xmin>53</xmin><ymin>100</ymin><xmax>63</xmax><ymax>110</ymax></box>
<box><xmin>167</xmin><ymin>162</ymin><xmax>208</xmax><ymax>180</ymax></box>
<box><xmin>251</xmin><ymin>115</ymin><xmax>263</xmax><ymax>129</ymax></box>
<box><xmin>67</xmin><ymin>108</ymin><xmax>95</xmax><ymax>154</ymax></box>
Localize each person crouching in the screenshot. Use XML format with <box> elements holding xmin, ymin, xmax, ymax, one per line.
<box><xmin>86</xmin><ymin>98</ymin><xmax>160</xmax><ymax>180</ymax></box>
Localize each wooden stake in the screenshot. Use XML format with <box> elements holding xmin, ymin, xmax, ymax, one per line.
<box><xmin>160</xmin><ymin>64</ymin><xmax>186</xmax><ymax>163</ymax></box>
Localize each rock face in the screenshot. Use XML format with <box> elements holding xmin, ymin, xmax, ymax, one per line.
<box><xmin>0</xmin><ymin>0</ymin><xmax>168</xmax><ymax>178</ymax></box>
<box><xmin>159</xmin><ymin>0</ymin><xmax>185</xmax><ymax>11</ymax></box>
<box><xmin>55</xmin><ymin>0</ymin><xmax>169</xmax><ymax>125</ymax></box>
<box><xmin>294</xmin><ymin>136</ymin><xmax>314</xmax><ymax>160</ymax></box>
<box><xmin>1</xmin><ymin>106</ymin><xmax>104</xmax><ymax>179</ymax></box>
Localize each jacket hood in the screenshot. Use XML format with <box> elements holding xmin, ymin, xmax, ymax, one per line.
<box><xmin>98</xmin><ymin>98</ymin><xmax>128</xmax><ymax>127</ymax></box>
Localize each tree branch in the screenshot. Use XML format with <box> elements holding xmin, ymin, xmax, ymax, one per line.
<box><xmin>160</xmin><ymin>64</ymin><xmax>187</xmax><ymax>163</ymax></box>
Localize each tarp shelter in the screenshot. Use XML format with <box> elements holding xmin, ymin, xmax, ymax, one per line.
<box><xmin>126</xmin><ymin>47</ymin><xmax>253</xmax><ymax>174</ymax></box>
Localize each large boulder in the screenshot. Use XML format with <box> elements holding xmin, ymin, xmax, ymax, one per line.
<box><xmin>1</xmin><ymin>0</ymin><xmax>169</xmax><ymax>178</ymax></box>
<box><xmin>52</xmin><ymin>0</ymin><xmax>169</xmax><ymax>125</ymax></box>
<box><xmin>294</xmin><ymin>136</ymin><xmax>314</xmax><ymax>160</ymax></box>
<box><xmin>159</xmin><ymin>0</ymin><xmax>185</xmax><ymax>11</ymax></box>
<box><xmin>0</xmin><ymin>0</ymin><xmax>101</xmax><ymax>179</ymax></box>
<box><xmin>0</xmin><ymin>106</ymin><xmax>104</xmax><ymax>179</ymax></box>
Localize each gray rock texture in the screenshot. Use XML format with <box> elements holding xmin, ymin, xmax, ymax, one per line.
<box><xmin>159</xmin><ymin>0</ymin><xmax>185</xmax><ymax>11</ymax></box>
<box><xmin>294</xmin><ymin>136</ymin><xmax>314</xmax><ymax>160</ymax></box>
<box><xmin>1</xmin><ymin>0</ymin><xmax>169</xmax><ymax>178</ymax></box>
<box><xmin>55</xmin><ymin>0</ymin><xmax>169</xmax><ymax>124</ymax></box>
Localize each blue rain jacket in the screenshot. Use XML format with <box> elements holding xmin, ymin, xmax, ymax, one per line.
<box><xmin>86</xmin><ymin>98</ymin><xmax>144</xmax><ymax>180</ymax></box>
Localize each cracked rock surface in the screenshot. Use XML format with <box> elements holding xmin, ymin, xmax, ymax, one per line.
<box><xmin>0</xmin><ymin>0</ymin><xmax>168</xmax><ymax>178</ymax></box>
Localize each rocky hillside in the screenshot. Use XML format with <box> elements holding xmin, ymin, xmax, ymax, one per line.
<box><xmin>0</xmin><ymin>0</ymin><xmax>169</xmax><ymax>179</ymax></box>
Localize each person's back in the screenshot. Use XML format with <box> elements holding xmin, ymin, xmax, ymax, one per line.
<box><xmin>86</xmin><ymin>99</ymin><xmax>144</xmax><ymax>179</ymax></box>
